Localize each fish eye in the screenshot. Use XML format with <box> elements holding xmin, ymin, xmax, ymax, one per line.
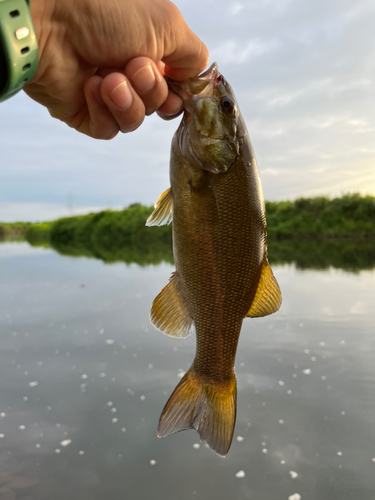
<box><xmin>220</xmin><ymin>95</ymin><xmax>235</xmax><ymax>114</ymax></box>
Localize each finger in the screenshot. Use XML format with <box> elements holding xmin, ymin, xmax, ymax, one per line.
<box><xmin>124</xmin><ymin>57</ymin><xmax>168</xmax><ymax>116</ymax></box>
<box><xmin>157</xmin><ymin>89</ymin><xmax>184</xmax><ymax>120</ymax></box>
<box><xmin>100</xmin><ymin>73</ymin><xmax>146</xmax><ymax>133</ymax></box>
<box><xmin>151</xmin><ymin>61</ymin><xmax>184</xmax><ymax>118</ymax></box>
<box><xmin>160</xmin><ymin>2</ymin><xmax>209</xmax><ymax>81</ymax></box>
<box><xmin>156</xmin><ymin>61</ymin><xmax>166</xmax><ymax>76</ymax></box>
<box><xmin>83</xmin><ymin>76</ymin><xmax>120</xmax><ymax>139</ymax></box>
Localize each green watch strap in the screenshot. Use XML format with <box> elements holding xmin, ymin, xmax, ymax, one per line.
<box><xmin>0</xmin><ymin>0</ymin><xmax>38</xmax><ymax>102</ymax></box>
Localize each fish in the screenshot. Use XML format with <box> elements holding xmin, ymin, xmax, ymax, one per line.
<box><xmin>146</xmin><ymin>63</ymin><xmax>282</xmax><ymax>457</ymax></box>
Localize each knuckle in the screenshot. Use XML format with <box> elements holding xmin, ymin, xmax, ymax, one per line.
<box><xmin>116</xmin><ymin>99</ymin><xmax>145</xmax><ymax>133</ymax></box>
<box><xmin>164</xmin><ymin>1</ymin><xmax>182</xmax><ymax>22</ymax></box>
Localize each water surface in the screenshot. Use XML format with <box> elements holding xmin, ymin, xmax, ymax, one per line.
<box><xmin>1</xmin><ymin>241</ymin><xmax>375</xmax><ymax>500</ymax></box>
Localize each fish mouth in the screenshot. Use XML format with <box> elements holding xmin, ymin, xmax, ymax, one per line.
<box><xmin>166</xmin><ymin>62</ymin><xmax>219</xmax><ymax>101</ymax></box>
<box><xmin>196</xmin><ymin>62</ymin><xmax>219</xmax><ymax>81</ymax></box>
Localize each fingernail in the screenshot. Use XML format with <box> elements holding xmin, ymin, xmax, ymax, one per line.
<box><xmin>109</xmin><ymin>79</ymin><xmax>132</xmax><ymax>110</ymax></box>
<box><xmin>131</xmin><ymin>65</ymin><xmax>156</xmax><ymax>92</ymax></box>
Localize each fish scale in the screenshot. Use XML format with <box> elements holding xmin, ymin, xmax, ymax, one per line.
<box><xmin>146</xmin><ymin>63</ymin><xmax>281</xmax><ymax>456</ymax></box>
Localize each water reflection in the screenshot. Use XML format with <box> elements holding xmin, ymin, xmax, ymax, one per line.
<box><xmin>0</xmin><ymin>242</ymin><xmax>375</xmax><ymax>499</ymax></box>
<box><xmin>22</xmin><ymin>236</ymin><xmax>375</xmax><ymax>272</ymax></box>
<box><xmin>269</xmin><ymin>239</ymin><xmax>375</xmax><ymax>272</ymax></box>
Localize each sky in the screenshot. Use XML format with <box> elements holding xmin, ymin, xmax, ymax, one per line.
<box><xmin>1</xmin><ymin>0</ymin><xmax>374</xmax><ymax>222</ymax></box>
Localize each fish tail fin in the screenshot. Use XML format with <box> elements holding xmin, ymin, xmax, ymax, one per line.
<box><xmin>157</xmin><ymin>368</ymin><xmax>237</xmax><ymax>457</ymax></box>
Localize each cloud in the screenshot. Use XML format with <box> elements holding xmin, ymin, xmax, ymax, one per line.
<box><xmin>229</xmin><ymin>3</ymin><xmax>244</xmax><ymax>16</ymax></box>
<box><xmin>0</xmin><ymin>202</ymin><xmax>112</xmax><ymax>223</ymax></box>
<box><xmin>210</xmin><ymin>39</ymin><xmax>279</xmax><ymax>65</ymax></box>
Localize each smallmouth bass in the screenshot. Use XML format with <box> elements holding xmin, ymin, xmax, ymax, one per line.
<box><xmin>146</xmin><ymin>63</ymin><xmax>281</xmax><ymax>457</ymax></box>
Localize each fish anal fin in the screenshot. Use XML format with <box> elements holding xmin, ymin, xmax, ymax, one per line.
<box><xmin>146</xmin><ymin>187</ymin><xmax>173</xmax><ymax>226</ymax></box>
<box><xmin>150</xmin><ymin>273</ymin><xmax>193</xmax><ymax>338</ymax></box>
<box><xmin>157</xmin><ymin>369</ymin><xmax>237</xmax><ymax>457</ymax></box>
<box><xmin>246</xmin><ymin>257</ymin><xmax>282</xmax><ymax>318</ymax></box>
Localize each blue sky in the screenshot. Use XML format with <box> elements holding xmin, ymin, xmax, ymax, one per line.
<box><xmin>1</xmin><ymin>0</ymin><xmax>374</xmax><ymax>222</ymax></box>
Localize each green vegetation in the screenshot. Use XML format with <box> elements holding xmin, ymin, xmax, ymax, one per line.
<box><xmin>268</xmin><ymin>239</ymin><xmax>375</xmax><ymax>272</ymax></box>
<box><xmin>1</xmin><ymin>193</ymin><xmax>374</xmax><ymax>270</ymax></box>
<box><xmin>266</xmin><ymin>193</ymin><xmax>375</xmax><ymax>239</ymax></box>
<box><xmin>25</xmin><ymin>205</ymin><xmax>173</xmax><ymax>266</ymax></box>
<box><xmin>25</xmin><ymin>222</ymin><xmax>53</xmax><ymax>247</ymax></box>
<box><xmin>0</xmin><ymin>221</ymin><xmax>31</xmax><ymax>240</ymax></box>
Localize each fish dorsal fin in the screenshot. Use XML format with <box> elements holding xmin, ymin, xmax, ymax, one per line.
<box><xmin>246</xmin><ymin>257</ymin><xmax>282</xmax><ymax>318</ymax></box>
<box><xmin>145</xmin><ymin>187</ymin><xmax>173</xmax><ymax>226</ymax></box>
<box><xmin>150</xmin><ymin>273</ymin><xmax>193</xmax><ymax>338</ymax></box>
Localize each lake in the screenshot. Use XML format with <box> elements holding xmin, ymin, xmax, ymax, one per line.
<box><xmin>1</xmin><ymin>241</ymin><xmax>375</xmax><ymax>500</ymax></box>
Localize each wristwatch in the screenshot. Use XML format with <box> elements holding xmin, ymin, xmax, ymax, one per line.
<box><xmin>0</xmin><ymin>0</ymin><xmax>38</xmax><ymax>102</ymax></box>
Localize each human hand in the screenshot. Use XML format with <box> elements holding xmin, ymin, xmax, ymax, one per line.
<box><xmin>25</xmin><ymin>0</ymin><xmax>208</xmax><ymax>139</ymax></box>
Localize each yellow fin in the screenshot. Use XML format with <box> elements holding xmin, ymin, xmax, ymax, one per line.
<box><xmin>157</xmin><ymin>368</ymin><xmax>237</xmax><ymax>457</ymax></box>
<box><xmin>150</xmin><ymin>273</ymin><xmax>193</xmax><ymax>338</ymax></box>
<box><xmin>246</xmin><ymin>257</ymin><xmax>282</xmax><ymax>318</ymax></box>
<box><xmin>145</xmin><ymin>187</ymin><xmax>173</xmax><ymax>226</ymax></box>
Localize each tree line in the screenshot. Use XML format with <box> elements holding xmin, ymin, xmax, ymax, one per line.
<box><xmin>1</xmin><ymin>194</ymin><xmax>375</xmax><ymax>269</ymax></box>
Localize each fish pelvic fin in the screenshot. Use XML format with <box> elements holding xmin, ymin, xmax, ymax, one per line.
<box><xmin>157</xmin><ymin>369</ymin><xmax>237</xmax><ymax>458</ymax></box>
<box><xmin>150</xmin><ymin>273</ymin><xmax>193</xmax><ymax>338</ymax></box>
<box><xmin>246</xmin><ymin>256</ymin><xmax>282</xmax><ymax>318</ymax></box>
<box><xmin>145</xmin><ymin>187</ymin><xmax>173</xmax><ymax>226</ymax></box>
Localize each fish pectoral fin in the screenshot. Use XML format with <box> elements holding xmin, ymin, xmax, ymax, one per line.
<box><xmin>145</xmin><ymin>187</ymin><xmax>173</xmax><ymax>226</ymax></box>
<box><xmin>150</xmin><ymin>273</ymin><xmax>193</xmax><ymax>338</ymax></box>
<box><xmin>246</xmin><ymin>257</ymin><xmax>282</xmax><ymax>318</ymax></box>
